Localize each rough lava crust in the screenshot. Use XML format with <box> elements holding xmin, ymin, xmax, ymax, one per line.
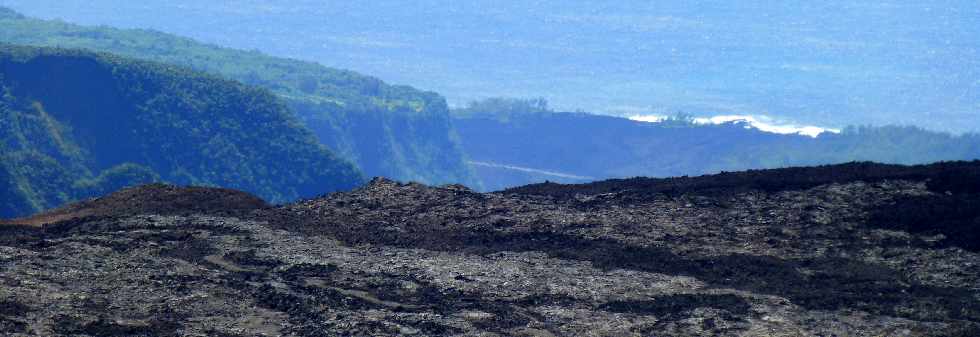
<box><xmin>1</xmin><ymin>162</ymin><xmax>979</xmax><ymax>336</ymax></box>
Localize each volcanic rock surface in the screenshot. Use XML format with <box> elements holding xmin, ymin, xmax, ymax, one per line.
<box><xmin>1</xmin><ymin>162</ymin><xmax>979</xmax><ymax>336</ymax></box>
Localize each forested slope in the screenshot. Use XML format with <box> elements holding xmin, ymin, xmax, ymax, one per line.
<box><xmin>0</xmin><ymin>7</ymin><xmax>475</xmax><ymax>186</ymax></box>
<box><xmin>0</xmin><ymin>45</ymin><xmax>363</xmax><ymax>218</ymax></box>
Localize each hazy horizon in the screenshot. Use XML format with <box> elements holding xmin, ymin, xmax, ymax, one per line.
<box><xmin>2</xmin><ymin>1</ymin><xmax>978</xmax><ymax>133</ymax></box>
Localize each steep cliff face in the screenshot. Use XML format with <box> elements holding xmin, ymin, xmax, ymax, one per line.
<box><xmin>2</xmin><ymin>162</ymin><xmax>978</xmax><ymax>336</ymax></box>
<box><xmin>0</xmin><ymin>45</ymin><xmax>363</xmax><ymax>218</ymax></box>
<box><xmin>292</xmin><ymin>96</ymin><xmax>475</xmax><ymax>187</ymax></box>
<box><xmin>0</xmin><ymin>8</ymin><xmax>477</xmax><ymax>187</ymax></box>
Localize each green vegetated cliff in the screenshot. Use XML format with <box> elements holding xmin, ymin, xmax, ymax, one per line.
<box><xmin>0</xmin><ymin>45</ymin><xmax>363</xmax><ymax>218</ymax></box>
<box><xmin>453</xmin><ymin>99</ymin><xmax>980</xmax><ymax>191</ymax></box>
<box><xmin>0</xmin><ymin>7</ymin><xmax>475</xmax><ymax>187</ymax></box>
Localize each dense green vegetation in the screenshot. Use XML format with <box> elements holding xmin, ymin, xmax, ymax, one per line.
<box><xmin>452</xmin><ymin>97</ymin><xmax>552</xmax><ymax>121</ymax></box>
<box><xmin>0</xmin><ymin>45</ymin><xmax>363</xmax><ymax>218</ymax></box>
<box><xmin>453</xmin><ymin>99</ymin><xmax>980</xmax><ymax>191</ymax></box>
<box><xmin>0</xmin><ymin>7</ymin><xmax>475</xmax><ymax>186</ymax></box>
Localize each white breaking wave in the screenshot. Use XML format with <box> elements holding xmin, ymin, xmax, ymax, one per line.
<box><xmin>628</xmin><ymin>114</ymin><xmax>840</xmax><ymax>138</ymax></box>
<box><xmin>627</xmin><ymin>114</ymin><xmax>669</xmax><ymax>123</ymax></box>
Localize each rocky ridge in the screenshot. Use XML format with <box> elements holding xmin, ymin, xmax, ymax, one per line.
<box><xmin>1</xmin><ymin>162</ymin><xmax>979</xmax><ymax>336</ymax></box>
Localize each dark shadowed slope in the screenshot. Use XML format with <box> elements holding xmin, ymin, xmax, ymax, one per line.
<box><xmin>2</xmin><ymin>161</ymin><xmax>977</xmax><ymax>336</ymax></box>
<box><xmin>505</xmin><ymin>160</ymin><xmax>980</xmax><ymax>198</ymax></box>
<box><xmin>0</xmin><ymin>44</ymin><xmax>362</xmax><ymax>218</ymax></box>
<box><xmin>452</xmin><ymin>109</ymin><xmax>980</xmax><ymax>191</ymax></box>
<box><xmin>0</xmin><ymin>7</ymin><xmax>476</xmax><ymax>187</ymax></box>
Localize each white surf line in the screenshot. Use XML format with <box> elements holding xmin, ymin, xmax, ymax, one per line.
<box><xmin>692</xmin><ymin>115</ymin><xmax>840</xmax><ymax>138</ymax></box>
<box><xmin>466</xmin><ymin>161</ymin><xmax>595</xmax><ymax>180</ymax></box>
<box><xmin>628</xmin><ymin>114</ymin><xmax>841</xmax><ymax>138</ymax></box>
